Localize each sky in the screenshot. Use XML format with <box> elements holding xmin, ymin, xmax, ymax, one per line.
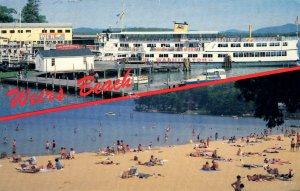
<box><xmin>0</xmin><ymin>0</ymin><xmax>300</xmax><ymax>31</ymax></box>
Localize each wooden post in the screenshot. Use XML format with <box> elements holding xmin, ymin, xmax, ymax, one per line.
<box><xmin>52</xmin><ymin>76</ymin><xmax>54</xmax><ymax>90</ymax></box>
<box><xmin>66</xmin><ymin>77</ymin><xmax>69</xmax><ymax>91</ymax></box>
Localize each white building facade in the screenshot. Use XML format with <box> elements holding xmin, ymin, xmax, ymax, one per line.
<box><xmin>35</xmin><ymin>48</ymin><xmax>94</xmax><ymax>72</ymax></box>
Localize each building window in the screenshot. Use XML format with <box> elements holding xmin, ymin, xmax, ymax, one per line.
<box><xmin>65</xmin><ymin>29</ymin><xmax>71</xmax><ymax>33</ymax></box>
<box><xmin>9</xmin><ymin>30</ymin><xmax>15</xmax><ymax>33</ymax></box>
<box><xmin>42</xmin><ymin>29</ymin><xmax>47</xmax><ymax>33</ymax></box>
<box><xmin>26</xmin><ymin>30</ymin><xmax>31</xmax><ymax>33</ymax></box>
<box><xmin>57</xmin><ymin>30</ymin><xmax>63</xmax><ymax>33</ymax></box>
<box><xmin>51</xmin><ymin>58</ymin><xmax>55</xmax><ymax>66</ymax></box>
<box><xmin>1</xmin><ymin>30</ymin><xmax>7</xmax><ymax>33</ymax></box>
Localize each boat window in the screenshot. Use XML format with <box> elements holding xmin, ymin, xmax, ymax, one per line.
<box><xmin>145</xmin><ymin>54</ymin><xmax>154</xmax><ymax>58</ymax></box>
<box><xmin>188</xmin><ymin>54</ymin><xmax>198</xmax><ymax>58</ymax></box>
<box><xmin>1</xmin><ymin>30</ymin><xmax>7</xmax><ymax>33</ymax></box>
<box><xmin>120</xmin><ymin>43</ymin><xmax>129</xmax><ymax>47</ymax></box>
<box><xmin>42</xmin><ymin>29</ymin><xmax>47</xmax><ymax>33</ymax></box>
<box><xmin>256</xmin><ymin>43</ymin><xmax>267</xmax><ymax>47</ymax></box>
<box><xmin>173</xmin><ymin>54</ymin><xmax>183</xmax><ymax>58</ymax></box>
<box><xmin>231</xmin><ymin>43</ymin><xmax>241</xmax><ymax>47</ymax></box>
<box><xmin>266</xmin><ymin>52</ymin><xmax>270</xmax><ymax>57</ymax></box>
<box><xmin>243</xmin><ymin>43</ymin><xmax>254</xmax><ymax>47</ymax></box>
<box><xmin>159</xmin><ymin>54</ymin><xmax>169</xmax><ymax>57</ymax></box>
<box><xmin>271</xmin><ymin>52</ymin><xmax>276</xmax><ymax>57</ymax></box>
<box><xmin>218</xmin><ymin>54</ymin><xmax>226</xmax><ymax>58</ymax></box>
<box><xmin>147</xmin><ymin>44</ymin><xmax>156</xmax><ymax>47</ymax></box>
<box><xmin>282</xmin><ymin>42</ymin><xmax>288</xmax><ymax>46</ymax></box>
<box><xmin>218</xmin><ymin>43</ymin><xmax>228</xmax><ymax>47</ymax></box>
<box><xmin>276</xmin><ymin>51</ymin><xmax>282</xmax><ymax>56</ymax></box>
<box><xmin>161</xmin><ymin>44</ymin><xmax>170</xmax><ymax>47</ymax></box>
<box><xmin>269</xmin><ymin>42</ymin><xmax>280</xmax><ymax>46</ymax></box>
<box><xmin>282</xmin><ymin>51</ymin><xmax>287</xmax><ymax>56</ymax></box>
<box><xmin>10</xmin><ymin>30</ymin><xmax>15</xmax><ymax>33</ymax></box>
<box><xmin>65</xmin><ymin>30</ymin><xmax>71</xmax><ymax>33</ymax></box>
<box><xmin>259</xmin><ymin>52</ymin><xmax>265</xmax><ymax>57</ymax></box>
<box><xmin>249</xmin><ymin>52</ymin><xmax>254</xmax><ymax>57</ymax></box>
<box><xmin>26</xmin><ymin>30</ymin><xmax>31</xmax><ymax>33</ymax></box>
<box><xmin>175</xmin><ymin>43</ymin><xmax>183</xmax><ymax>48</ymax></box>
<box><xmin>133</xmin><ymin>44</ymin><xmax>141</xmax><ymax>47</ymax></box>
<box><xmin>18</xmin><ymin>30</ymin><xmax>23</xmax><ymax>33</ymax></box>
<box><xmin>57</xmin><ymin>30</ymin><xmax>63</xmax><ymax>33</ymax></box>
<box><xmin>255</xmin><ymin>52</ymin><xmax>259</xmax><ymax>57</ymax></box>
<box><xmin>203</xmin><ymin>54</ymin><xmax>213</xmax><ymax>58</ymax></box>
<box><xmin>50</xmin><ymin>30</ymin><xmax>55</xmax><ymax>33</ymax></box>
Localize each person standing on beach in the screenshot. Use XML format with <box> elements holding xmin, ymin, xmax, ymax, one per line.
<box><xmin>12</xmin><ymin>139</ymin><xmax>16</xmax><ymax>152</ymax></box>
<box><xmin>157</xmin><ymin>135</ymin><xmax>160</xmax><ymax>142</ymax></box>
<box><xmin>231</xmin><ymin>175</ymin><xmax>243</xmax><ymax>191</ymax></box>
<box><xmin>291</xmin><ymin>138</ymin><xmax>295</xmax><ymax>152</ymax></box>
<box><xmin>52</xmin><ymin>140</ymin><xmax>56</xmax><ymax>152</ymax></box>
<box><xmin>45</xmin><ymin>141</ymin><xmax>50</xmax><ymax>152</ymax></box>
<box><xmin>215</xmin><ymin>132</ymin><xmax>218</xmax><ymax>140</ymax></box>
<box><xmin>296</xmin><ymin>132</ymin><xmax>300</xmax><ymax>152</ymax></box>
<box><xmin>197</xmin><ymin>133</ymin><xmax>200</xmax><ymax>142</ymax></box>
<box><xmin>206</xmin><ymin>137</ymin><xmax>210</xmax><ymax>147</ymax></box>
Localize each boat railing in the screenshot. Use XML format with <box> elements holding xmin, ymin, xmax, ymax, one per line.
<box><xmin>118</xmin><ymin>47</ymin><xmax>145</xmax><ymax>51</ymax></box>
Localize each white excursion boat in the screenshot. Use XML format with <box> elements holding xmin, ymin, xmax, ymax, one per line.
<box><xmin>184</xmin><ymin>68</ymin><xmax>226</xmax><ymax>84</ymax></box>
<box><xmin>95</xmin><ymin>22</ymin><xmax>299</xmax><ymax>65</ymax></box>
<box><xmin>118</xmin><ymin>74</ymin><xmax>149</xmax><ymax>84</ymax></box>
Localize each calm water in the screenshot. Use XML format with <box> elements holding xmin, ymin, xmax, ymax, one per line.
<box><xmin>0</xmin><ymin>99</ymin><xmax>299</xmax><ymax>156</ymax></box>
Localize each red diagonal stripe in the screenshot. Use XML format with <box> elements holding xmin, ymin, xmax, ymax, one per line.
<box><xmin>0</xmin><ymin>66</ymin><xmax>300</xmax><ymax>121</ymax></box>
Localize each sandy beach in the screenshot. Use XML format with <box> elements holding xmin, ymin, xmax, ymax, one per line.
<box><xmin>0</xmin><ymin>134</ymin><xmax>299</xmax><ymax>191</ymax></box>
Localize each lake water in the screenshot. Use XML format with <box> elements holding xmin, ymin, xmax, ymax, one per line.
<box><xmin>0</xmin><ymin>64</ymin><xmax>299</xmax><ymax>156</ymax></box>
<box><xmin>0</xmin><ymin>99</ymin><xmax>299</xmax><ymax>156</ymax></box>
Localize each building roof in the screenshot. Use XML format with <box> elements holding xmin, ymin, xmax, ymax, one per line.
<box><xmin>0</xmin><ymin>23</ymin><xmax>72</xmax><ymax>29</ymax></box>
<box><xmin>38</xmin><ymin>48</ymin><xmax>94</xmax><ymax>58</ymax></box>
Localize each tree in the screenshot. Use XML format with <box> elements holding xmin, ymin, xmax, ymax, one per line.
<box><xmin>235</xmin><ymin>70</ymin><xmax>300</xmax><ymax>128</ymax></box>
<box><xmin>0</xmin><ymin>5</ymin><xmax>17</xmax><ymax>23</ymax></box>
<box><xmin>21</xmin><ymin>0</ymin><xmax>47</xmax><ymax>23</ymax></box>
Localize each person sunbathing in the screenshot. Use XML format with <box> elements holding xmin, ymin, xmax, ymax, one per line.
<box><xmin>202</xmin><ymin>161</ymin><xmax>210</xmax><ymax>170</ymax></box>
<box><xmin>263</xmin><ymin>149</ymin><xmax>279</xmax><ymax>153</ymax></box>
<box><xmin>264</xmin><ymin>165</ymin><xmax>279</xmax><ymax>175</ymax></box>
<box><xmin>276</xmin><ymin>169</ymin><xmax>294</xmax><ymax>180</ymax></box>
<box><xmin>247</xmin><ymin>174</ymin><xmax>275</xmax><ymax>181</ymax></box>
<box><xmin>99</xmin><ymin>160</ymin><xmax>120</xmax><ymax>165</ymax></box>
<box><xmin>121</xmin><ymin>166</ymin><xmax>137</xmax><ymax>179</ymax></box>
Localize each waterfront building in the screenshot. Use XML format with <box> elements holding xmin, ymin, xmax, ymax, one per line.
<box><xmin>0</xmin><ymin>23</ymin><xmax>73</xmax><ymax>48</ymax></box>
<box><xmin>35</xmin><ymin>48</ymin><xmax>94</xmax><ymax>72</ymax></box>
